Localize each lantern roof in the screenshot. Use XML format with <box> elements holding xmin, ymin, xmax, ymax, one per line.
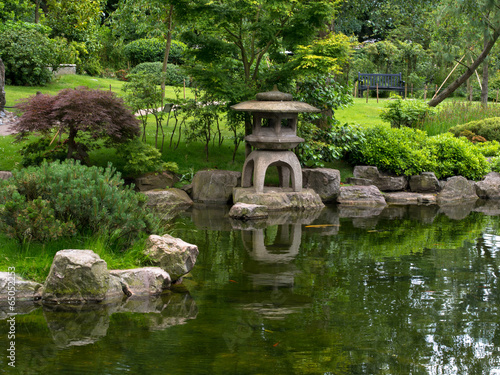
<box><xmin>231</xmin><ymin>86</ymin><xmax>320</xmax><ymax>113</ymax></box>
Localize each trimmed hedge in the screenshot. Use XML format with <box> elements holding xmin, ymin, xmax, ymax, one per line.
<box><xmin>129</xmin><ymin>61</ymin><xmax>188</xmax><ymax>86</ymax></box>
<box><xmin>123</xmin><ymin>38</ymin><xmax>186</xmax><ymax>66</ymax></box>
<box><xmin>448</xmin><ymin>117</ymin><xmax>500</xmax><ymax>142</ymax></box>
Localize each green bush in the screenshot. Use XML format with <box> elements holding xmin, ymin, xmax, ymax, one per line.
<box><xmin>116</xmin><ymin>140</ymin><xmax>178</xmax><ymax>178</ymax></box>
<box><xmin>0</xmin><ymin>22</ymin><xmax>73</xmax><ymax>86</ymax></box>
<box><xmin>380</xmin><ymin>98</ymin><xmax>436</xmax><ymax>128</ymax></box>
<box><xmin>297</xmin><ymin>123</ymin><xmax>364</xmax><ymax>167</ymax></box>
<box><xmin>448</xmin><ymin>117</ymin><xmax>500</xmax><ymax>142</ymax></box>
<box><xmin>19</xmin><ymin>137</ymin><xmax>68</xmax><ymax>167</ymax></box>
<box><xmin>129</xmin><ymin>61</ymin><xmax>188</xmax><ymax>86</ymax></box>
<box><xmin>123</xmin><ymin>38</ymin><xmax>186</xmax><ymax>66</ymax></box>
<box><xmin>348</xmin><ymin>125</ymin><xmax>432</xmax><ymax>176</ymax></box>
<box><xmin>489</xmin><ymin>156</ymin><xmax>500</xmax><ymax>173</ymax></box>
<box><xmin>474</xmin><ymin>140</ymin><xmax>500</xmax><ymax>157</ymax></box>
<box><xmin>0</xmin><ymin>160</ymin><xmax>156</xmax><ymax>245</ymax></box>
<box><xmin>426</xmin><ymin>133</ymin><xmax>490</xmax><ymax>180</ymax></box>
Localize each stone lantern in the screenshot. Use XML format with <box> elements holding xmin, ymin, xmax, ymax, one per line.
<box><xmin>231</xmin><ymin>86</ymin><xmax>319</xmax><ymax>193</ymax></box>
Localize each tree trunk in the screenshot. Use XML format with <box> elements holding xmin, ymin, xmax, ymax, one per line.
<box><xmin>0</xmin><ymin>58</ymin><xmax>5</xmax><ymax>112</ymax></box>
<box><xmin>481</xmin><ymin>36</ymin><xmax>489</xmax><ymax>107</ymax></box>
<box><xmin>428</xmin><ymin>29</ymin><xmax>500</xmax><ymax>107</ymax></box>
<box><xmin>161</xmin><ymin>4</ymin><xmax>174</xmax><ymax>106</ymax></box>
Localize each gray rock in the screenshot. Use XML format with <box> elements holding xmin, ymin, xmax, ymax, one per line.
<box><xmin>302</xmin><ymin>168</ymin><xmax>341</xmax><ymax>202</ymax></box>
<box><xmin>0</xmin><ymin>272</ymin><xmax>43</xmax><ymax>302</ymax></box>
<box><xmin>384</xmin><ymin>192</ymin><xmax>437</xmax><ymax>205</ymax></box>
<box><xmin>42</xmin><ymin>250</ymin><xmax>110</xmax><ymax>304</ymax></box>
<box><xmin>410</xmin><ymin>172</ymin><xmax>441</xmax><ymax>193</ymax></box>
<box><xmin>475</xmin><ymin>172</ymin><xmax>500</xmax><ymax>199</ymax></box>
<box><xmin>353</xmin><ymin>166</ymin><xmax>408</xmax><ymax>191</ymax></box>
<box><xmin>192</xmin><ymin>170</ymin><xmax>241</xmax><ymax>203</ymax></box>
<box><xmin>229</xmin><ymin>202</ymin><xmax>268</xmax><ymax>220</ymax></box>
<box><xmin>437</xmin><ymin>176</ymin><xmax>478</xmax><ymax>204</ymax></box>
<box><xmin>110</xmin><ymin>267</ymin><xmax>171</xmax><ymax>296</ymax></box>
<box><xmin>0</xmin><ymin>171</ymin><xmax>12</xmax><ymax>180</ymax></box>
<box><xmin>144</xmin><ymin>234</ymin><xmax>199</xmax><ymax>281</ymax></box>
<box><xmin>143</xmin><ymin>188</ymin><xmax>193</xmax><ymax>210</ymax></box>
<box><xmin>233</xmin><ymin>187</ymin><xmax>325</xmax><ymax>211</ymax></box>
<box><xmin>337</xmin><ymin>185</ymin><xmax>387</xmax><ymax>206</ymax></box>
<box><xmin>134</xmin><ymin>171</ymin><xmax>177</xmax><ymax>192</ymax></box>
<box><xmin>347</xmin><ymin>177</ymin><xmax>373</xmax><ymax>186</ymax></box>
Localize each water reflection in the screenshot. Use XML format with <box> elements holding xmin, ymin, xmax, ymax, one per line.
<box><xmin>5</xmin><ymin>203</ymin><xmax>500</xmax><ymax>374</ymax></box>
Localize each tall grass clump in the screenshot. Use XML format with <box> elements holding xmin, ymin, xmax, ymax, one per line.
<box><xmin>419</xmin><ymin>101</ymin><xmax>500</xmax><ymax>136</ymax></box>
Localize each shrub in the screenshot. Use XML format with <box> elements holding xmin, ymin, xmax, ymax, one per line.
<box><xmin>475</xmin><ymin>140</ymin><xmax>500</xmax><ymax>157</ymax></box>
<box><xmin>348</xmin><ymin>125</ymin><xmax>432</xmax><ymax>176</ymax></box>
<box><xmin>380</xmin><ymin>98</ymin><xmax>436</xmax><ymax>128</ymax></box>
<box><xmin>19</xmin><ymin>137</ymin><xmax>68</xmax><ymax>167</ymax></box>
<box><xmin>14</xmin><ymin>87</ymin><xmax>140</xmax><ymax>164</ymax></box>
<box><xmin>0</xmin><ymin>160</ymin><xmax>156</xmax><ymax>245</ymax></box>
<box><xmin>426</xmin><ymin>133</ymin><xmax>490</xmax><ymax>180</ymax></box>
<box><xmin>0</xmin><ymin>22</ymin><xmax>74</xmax><ymax>86</ymax></box>
<box><xmin>448</xmin><ymin>117</ymin><xmax>500</xmax><ymax>142</ymax></box>
<box><xmin>297</xmin><ymin>123</ymin><xmax>364</xmax><ymax>167</ymax></box>
<box><xmin>129</xmin><ymin>62</ymin><xmax>188</xmax><ymax>86</ymax></box>
<box><xmin>123</xmin><ymin>38</ymin><xmax>186</xmax><ymax>66</ymax></box>
<box><xmin>116</xmin><ymin>140</ymin><xmax>178</xmax><ymax>178</ymax></box>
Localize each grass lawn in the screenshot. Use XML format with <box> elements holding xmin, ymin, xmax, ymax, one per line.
<box><xmin>335</xmin><ymin>97</ymin><xmax>388</xmax><ymax>127</ymax></box>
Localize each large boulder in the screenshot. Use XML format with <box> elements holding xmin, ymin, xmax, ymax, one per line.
<box><xmin>110</xmin><ymin>267</ymin><xmax>171</xmax><ymax>296</ymax></box>
<box><xmin>144</xmin><ymin>234</ymin><xmax>199</xmax><ymax>281</ymax></box>
<box><xmin>353</xmin><ymin>166</ymin><xmax>408</xmax><ymax>192</ymax></box>
<box><xmin>337</xmin><ymin>185</ymin><xmax>387</xmax><ymax>206</ymax></box>
<box><xmin>409</xmin><ymin>172</ymin><xmax>441</xmax><ymax>193</ymax></box>
<box><xmin>302</xmin><ymin>168</ymin><xmax>341</xmax><ymax>202</ymax></box>
<box><xmin>134</xmin><ymin>171</ymin><xmax>177</xmax><ymax>192</ymax></box>
<box><xmin>143</xmin><ymin>188</ymin><xmax>193</xmax><ymax>210</ymax></box>
<box><xmin>192</xmin><ymin>170</ymin><xmax>241</xmax><ymax>203</ymax></box>
<box><xmin>42</xmin><ymin>250</ymin><xmax>110</xmax><ymax>304</ymax></box>
<box><xmin>475</xmin><ymin>172</ymin><xmax>500</xmax><ymax>199</ymax></box>
<box><xmin>233</xmin><ymin>187</ymin><xmax>325</xmax><ymax>211</ymax></box>
<box><xmin>437</xmin><ymin>176</ymin><xmax>478</xmax><ymax>204</ymax></box>
<box><xmin>0</xmin><ymin>272</ymin><xmax>43</xmax><ymax>302</ymax></box>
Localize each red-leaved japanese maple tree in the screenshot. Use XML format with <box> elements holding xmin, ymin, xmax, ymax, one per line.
<box><xmin>14</xmin><ymin>87</ymin><xmax>141</xmax><ymax>162</ymax></box>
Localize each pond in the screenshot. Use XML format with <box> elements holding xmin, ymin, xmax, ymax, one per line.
<box><xmin>3</xmin><ymin>203</ymin><xmax>500</xmax><ymax>374</ymax></box>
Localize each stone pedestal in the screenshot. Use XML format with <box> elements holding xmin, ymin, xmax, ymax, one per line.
<box><xmin>242</xmin><ymin>150</ymin><xmax>302</xmax><ymax>193</ymax></box>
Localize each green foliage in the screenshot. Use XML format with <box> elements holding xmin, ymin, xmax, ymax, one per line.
<box><xmin>347</xmin><ymin>124</ymin><xmax>490</xmax><ymax>180</ymax></box>
<box><xmin>295</xmin><ymin>75</ymin><xmax>353</xmax><ymax>128</ymax></box>
<box><xmin>0</xmin><ymin>21</ymin><xmax>75</xmax><ymax>86</ymax></box>
<box><xmin>297</xmin><ymin>123</ymin><xmax>364</xmax><ymax>168</ymax></box>
<box><xmin>116</xmin><ymin>140</ymin><xmax>178</xmax><ymax>178</ymax></box>
<box><xmin>129</xmin><ymin>62</ymin><xmax>188</xmax><ymax>86</ymax></box>
<box><xmin>0</xmin><ymin>193</ymin><xmax>76</xmax><ymax>242</ymax></box>
<box><xmin>419</xmin><ymin>101</ymin><xmax>500</xmax><ymax>136</ymax></box>
<box><xmin>0</xmin><ymin>160</ymin><xmax>156</xmax><ymax>245</ymax></box>
<box><xmin>380</xmin><ymin>98</ymin><xmax>436</xmax><ymax>128</ymax></box>
<box><xmin>348</xmin><ymin>125</ymin><xmax>431</xmax><ymax>176</ymax></box>
<box><xmin>19</xmin><ymin>137</ymin><xmax>68</xmax><ymax>167</ymax></box>
<box><xmin>488</xmin><ymin>156</ymin><xmax>500</xmax><ymax>173</ymax></box>
<box><xmin>123</xmin><ymin>38</ymin><xmax>186</xmax><ymax>66</ymax></box>
<box><xmin>474</xmin><ymin>140</ymin><xmax>500</xmax><ymax>157</ymax></box>
<box><xmin>448</xmin><ymin>117</ymin><xmax>500</xmax><ymax>143</ymax></box>
<box><xmin>426</xmin><ymin>133</ymin><xmax>490</xmax><ymax>180</ymax></box>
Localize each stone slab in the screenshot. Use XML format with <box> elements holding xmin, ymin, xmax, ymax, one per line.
<box><xmin>233</xmin><ymin>187</ymin><xmax>324</xmax><ymax>211</ymax></box>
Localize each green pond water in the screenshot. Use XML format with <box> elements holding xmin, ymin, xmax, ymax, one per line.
<box><xmin>3</xmin><ymin>203</ymin><xmax>500</xmax><ymax>375</ymax></box>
